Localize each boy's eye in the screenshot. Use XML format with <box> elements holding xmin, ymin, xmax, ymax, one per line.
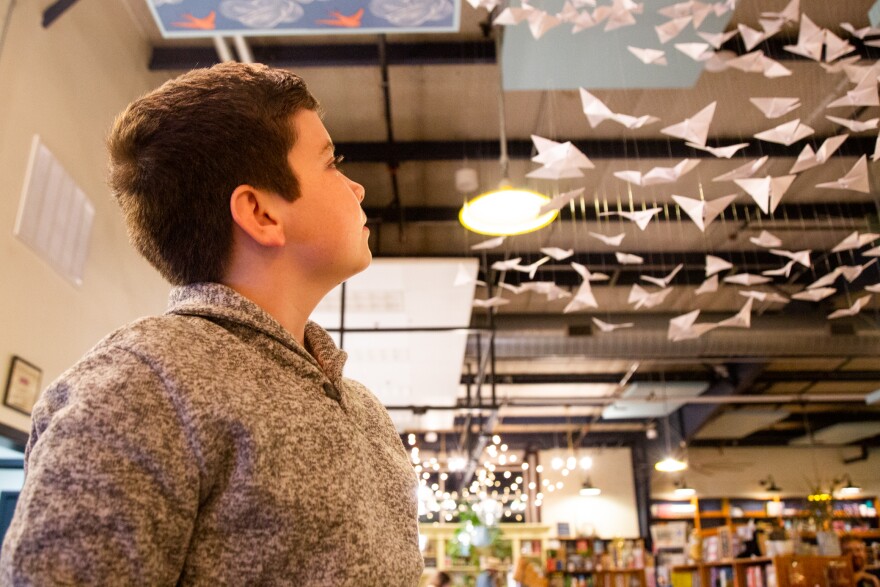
<box><xmin>331</xmin><ymin>154</ymin><xmax>345</xmax><ymax>168</ymax></box>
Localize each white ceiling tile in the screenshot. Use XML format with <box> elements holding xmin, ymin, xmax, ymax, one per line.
<box><xmin>789</xmin><ymin>422</ymin><xmax>880</xmax><ymax>446</ymax></box>
<box><xmin>695</xmin><ymin>410</ymin><xmax>789</xmax><ymax>439</ymax></box>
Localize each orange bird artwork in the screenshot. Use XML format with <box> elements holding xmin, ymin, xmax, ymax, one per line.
<box><xmin>316</xmin><ymin>8</ymin><xmax>364</xmax><ymax>27</ymax></box>
<box><xmin>172</xmin><ymin>11</ymin><xmax>217</xmax><ymax>30</ymax></box>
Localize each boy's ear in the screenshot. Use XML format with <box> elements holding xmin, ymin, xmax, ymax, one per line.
<box><xmin>229</xmin><ymin>185</ymin><xmax>286</xmax><ymax>247</ymax></box>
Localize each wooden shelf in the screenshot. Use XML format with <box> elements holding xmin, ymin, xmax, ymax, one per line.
<box><xmin>673</xmin><ymin>556</ymin><xmax>852</xmax><ymax>587</ymax></box>
<box><xmin>552</xmin><ymin>569</ymin><xmax>646</xmax><ymax>575</ymax></box>
<box><xmin>652</xmin><ymin>496</ymin><xmax>879</xmax><ymax>537</ymax></box>
<box><xmin>798</xmin><ymin>529</ymin><xmax>880</xmax><ymax>539</ymax></box>
<box><xmin>597</xmin><ymin>568</ymin><xmax>646</xmax><ymax>574</ymax></box>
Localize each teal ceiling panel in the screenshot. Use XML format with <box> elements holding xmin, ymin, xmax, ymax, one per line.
<box><xmin>501</xmin><ymin>0</ymin><xmax>733</xmax><ymax>91</ymax></box>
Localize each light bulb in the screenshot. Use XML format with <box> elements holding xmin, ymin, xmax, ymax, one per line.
<box><xmin>460</xmin><ymin>187</ymin><xmax>558</xmax><ymax>236</ymax></box>
<box><xmin>655</xmin><ymin>457</ymin><xmax>688</xmax><ymax>472</ymax></box>
<box><xmin>580</xmin><ymin>485</ymin><xmax>602</xmax><ymax>497</ymax></box>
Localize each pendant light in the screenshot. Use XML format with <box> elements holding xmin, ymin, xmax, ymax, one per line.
<box><xmin>836</xmin><ymin>473</ymin><xmax>861</xmax><ymax>496</ymax></box>
<box><xmin>760</xmin><ymin>475</ymin><xmax>782</xmax><ymax>493</ymax></box>
<box><xmin>580</xmin><ymin>478</ymin><xmax>602</xmax><ymax>496</ymax></box>
<box><xmin>458</xmin><ymin>32</ymin><xmax>558</xmax><ymax>236</ymax></box>
<box><xmin>655</xmin><ymin>456</ymin><xmax>688</xmax><ymax>473</ymax></box>
<box><xmin>654</xmin><ymin>383</ymin><xmax>688</xmax><ymax>473</ymax></box>
<box><xmin>673</xmin><ymin>479</ymin><xmax>696</xmax><ymax>497</ymax></box>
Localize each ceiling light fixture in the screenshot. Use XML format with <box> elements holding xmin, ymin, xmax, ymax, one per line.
<box><xmin>459</xmin><ymin>186</ymin><xmax>558</xmax><ymax>236</ymax></box>
<box><xmin>655</xmin><ymin>457</ymin><xmax>688</xmax><ymax>473</ymax></box>
<box><xmin>835</xmin><ymin>473</ymin><xmax>861</xmax><ymax>496</ymax></box>
<box><xmin>673</xmin><ymin>479</ymin><xmax>696</xmax><ymax>497</ymax></box>
<box><xmin>654</xmin><ymin>381</ymin><xmax>688</xmax><ymax>473</ymax></box>
<box><xmin>579</xmin><ymin>478</ymin><xmax>602</xmax><ymax>496</ymax></box>
<box><xmin>760</xmin><ymin>475</ymin><xmax>782</xmax><ymax>493</ymax></box>
<box><xmin>458</xmin><ymin>34</ymin><xmax>556</xmax><ymax>237</ymax></box>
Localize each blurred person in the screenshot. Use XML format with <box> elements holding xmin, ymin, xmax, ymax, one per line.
<box><xmin>428</xmin><ymin>570</ymin><xmax>453</xmax><ymax>587</ymax></box>
<box><xmin>842</xmin><ymin>536</ymin><xmax>880</xmax><ymax>587</ymax></box>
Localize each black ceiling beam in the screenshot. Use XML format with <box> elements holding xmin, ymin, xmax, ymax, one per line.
<box><xmin>461</xmin><ymin>372</ymin><xmax>709</xmax><ymax>385</ymax></box>
<box><xmin>148</xmin><ymin>35</ymin><xmax>880</xmax><ymax>71</ymax></box>
<box><xmin>693</xmin><ymin>410</ymin><xmax>880</xmax><ymax>447</ymax></box>
<box><xmin>370</xmin><ymin>247</ymin><xmax>877</xmax><ymax>287</ymax></box>
<box><xmin>42</xmin><ymin>0</ymin><xmax>80</xmax><ymax>28</ymax></box>
<box><xmin>365</xmin><ymin>201</ymin><xmax>877</xmax><ymax>225</ymax></box>
<box><xmin>460</xmin><ymin>370</ymin><xmax>880</xmax><ymax>386</ymax></box>
<box><xmin>341</xmin><ymin>135</ymin><xmax>875</xmax><ymax>162</ymax></box>
<box><xmin>732</xmin><ymin>35</ymin><xmax>880</xmax><ymax>62</ymax></box>
<box><xmin>149</xmin><ymin>40</ymin><xmax>497</xmax><ymax>70</ymax></box>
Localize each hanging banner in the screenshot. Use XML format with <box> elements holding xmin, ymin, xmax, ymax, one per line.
<box><xmin>147</xmin><ymin>0</ymin><xmax>460</xmax><ymax>38</ymax></box>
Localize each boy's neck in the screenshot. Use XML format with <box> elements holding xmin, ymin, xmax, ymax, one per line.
<box><xmin>222</xmin><ymin>275</ymin><xmax>326</xmax><ymax>347</ymax></box>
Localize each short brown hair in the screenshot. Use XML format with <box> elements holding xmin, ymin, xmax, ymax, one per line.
<box><xmin>108</xmin><ymin>62</ymin><xmax>319</xmax><ymax>285</ymax></box>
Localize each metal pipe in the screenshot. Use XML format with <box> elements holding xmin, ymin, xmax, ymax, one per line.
<box><xmin>0</xmin><ymin>0</ymin><xmax>16</xmax><ymax>60</ymax></box>
<box><xmin>377</xmin><ymin>35</ymin><xmax>405</xmax><ymax>238</ymax></box>
<box><xmin>233</xmin><ymin>35</ymin><xmax>254</xmax><ymax>63</ymax></box>
<box><xmin>381</xmin><ymin>393</ymin><xmax>871</xmax><ymax>410</ymax></box>
<box><xmin>213</xmin><ymin>36</ymin><xmax>234</xmax><ymax>62</ymax></box>
<box><xmin>494</xmin><ymin>32</ymin><xmax>509</xmax><ymax>182</ymax></box>
<box><xmin>42</xmin><ymin>0</ymin><xmax>78</xmax><ymax>28</ymax></box>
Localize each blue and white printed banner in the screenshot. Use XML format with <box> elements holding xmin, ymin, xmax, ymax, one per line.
<box><xmin>147</xmin><ymin>0</ymin><xmax>460</xmax><ymax>37</ymax></box>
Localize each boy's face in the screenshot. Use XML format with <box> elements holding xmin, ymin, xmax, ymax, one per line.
<box><xmin>279</xmin><ymin>109</ymin><xmax>371</xmax><ymax>286</ymax></box>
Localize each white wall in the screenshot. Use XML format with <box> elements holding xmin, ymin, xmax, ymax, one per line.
<box><xmin>538</xmin><ymin>447</ymin><xmax>641</xmax><ymax>538</ymax></box>
<box><xmin>651</xmin><ymin>446</ymin><xmax>880</xmax><ymax>499</ymax></box>
<box><xmin>0</xmin><ymin>0</ymin><xmax>171</xmax><ymax>435</ymax></box>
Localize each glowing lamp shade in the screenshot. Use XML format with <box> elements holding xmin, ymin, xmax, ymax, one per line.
<box><xmin>655</xmin><ymin>457</ymin><xmax>688</xmax><ymax>473</ymax></box>
<box><xmin>459</xmin><ymin>187</ymin><xmax>558</xmax><ymax>236</ymax></box>
<box><xmin>579</xmin><ymin>480</ymin><xmax>602</xmax><ymax>497</ymax></box>
<box><xmin>674</xmin><ymin>486</ymin><xmax>696</xmax><ymax>498</ymax></box>
<box><xmin>839</xmin><ymin>474</ymin><xmax>861</xmax><ymax>495</ymax></box>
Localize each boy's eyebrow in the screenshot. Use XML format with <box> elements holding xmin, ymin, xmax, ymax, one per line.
<box><xmin>322</xmin><ymin>141</ymin><xmax>335</xmax><ymax>155</ymax></box>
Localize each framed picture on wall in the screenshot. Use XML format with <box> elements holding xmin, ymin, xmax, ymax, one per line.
<box><xmin>3</xmin><ymin>356</ymin><xmax>42</xmax><ymax>416</ymax></box>
<box><xmin>556</xmin><ymin>522</ymin><xmax>572</xmax><ymax>538</ymax></box>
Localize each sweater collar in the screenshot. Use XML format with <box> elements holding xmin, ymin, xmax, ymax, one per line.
<box><xmin>166</xmin><ymin>283</ymin><xmax>347</xmax><ymax>382</ymax></box>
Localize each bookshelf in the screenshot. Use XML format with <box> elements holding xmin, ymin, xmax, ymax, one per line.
<box><xmin>652</xmin><ymin>496</ymin><xmax>877</xmax><ymax>587</ymax></box>
<box><xmin>651</xmin><ymin>497</ymin><xmax>879</xmax><ymax>538</ymax></box>
<box><xmin>419</xmin><ymin>522</ymin><xmax>552</xmax><ymax>585</ymax></box>
<box><xmin>672</xmin><ymin>555</ymin><xmax>853</xmax><ymax>587</ymax></box>
<box><xmin>546</xmin><ymin>537</ymin><xmax>649</xmax><ymax>587</ymax></box>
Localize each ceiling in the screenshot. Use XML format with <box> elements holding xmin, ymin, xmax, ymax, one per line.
<box><xmin>61</xmin><ymin>0</ymin><xmax>880</xmax><ymax>463</ymax></box>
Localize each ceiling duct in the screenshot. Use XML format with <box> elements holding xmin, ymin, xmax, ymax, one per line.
<box><xmin>467</xmin><ymin>328</ymin><xmax>880</xmax><ymax>361</ymax></box>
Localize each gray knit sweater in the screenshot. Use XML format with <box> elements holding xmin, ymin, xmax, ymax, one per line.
<box><xmin>0</xmin><ymin>283</ymin><xmax>424</xmax><ymax>586</ymax></box>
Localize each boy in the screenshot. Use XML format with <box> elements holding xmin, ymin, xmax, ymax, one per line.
<box><xmin>0</xmin><ymin>63</ymin><xmax>423</xmax><ymax>586</ymax></box>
